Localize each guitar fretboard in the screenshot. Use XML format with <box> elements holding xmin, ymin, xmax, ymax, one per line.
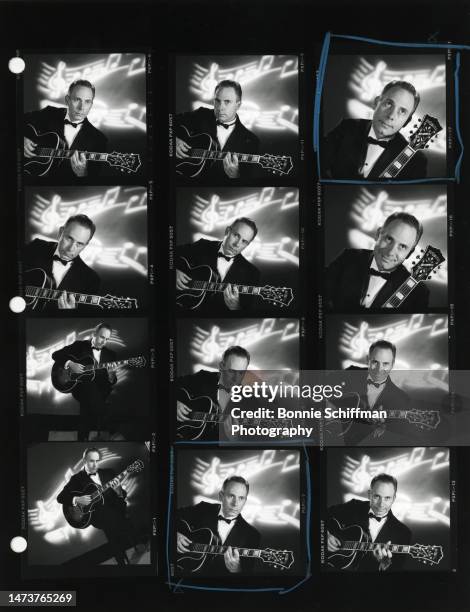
<box><xmin>189</xmin><ymin>148</ymin><xmax>261</xmax><ymax>164</ymax></box>
<box><xmin>87</xmin><ymin>468</ymin><xmax>129</xmax><ymax>503</ymax></box>
<box><xmin>189</xmin><ymin>542</ymin><xmax>261</xmax><ymax>558</ymax></box>
<box><xmin>340</xmin><ymin>540</ymin><xmax>411</xmax><ymax>554</ymax></box>
<box><xmin>26</xmin><ymin>286</ymin><xmax>101</xmax><ymax>305</ymax></box>
<box><xmin>380</xmin><ymin>145</ymin><xmax>416</xmax><ymax>178</ymax></box>
<box><xmin>189</xmin><ymin>280</ymin><xmax>260</xmax><ymax>295</ymax></box>
<box><xmin>382</xmin><ymin>276</ymin><xmax>419</xmax><ymax>307</ymax></box>
<box><xmin>34</xmin><ymin>147</ymin><xmax>109</xmax><ymax>162</ymax></box>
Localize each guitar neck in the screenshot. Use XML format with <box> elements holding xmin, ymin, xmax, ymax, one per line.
<box><xmin>190</xmin><ymin>148</ymin><xmax>261</xmax><ymax>164</ymax></box>
<box><xmin>339</xmin><ymin>540</ymin><xmax>411</xmax><ymax>554</ymax></box>
<box><xmin>34</xmin><ymin>147</ymin><xmax>109</xmax><ymax>163</ymax></box>
<box><xmin>189</xmin><ymin>410</ymin><xmax>222</xmax><ymax>423</ymax></box>
<box><xmin>97</xmin><ymin>359</ymin><xmax>134</xmax><ymax>372</ymax></box>
<box><xmin>380</xmin><ymin>144</ymin><xmax>417</xmax><ymax>179</ymax></box>
<box><xmin>189</xmin><ymin>280</ymin><xmax>259</xmax><ymax>295</ymax></box>
<box><xmin>26</xmin><ymin>286</ymin><xmax>102</xmax><ymax>306</ymax></box>
<box><xmin>189</xmin><ymin>542</ymin><xmax>261</xmax><ymax>559</ymax></box>
<box><xmin>382</xmin><ymin>275</ymin><xmax>419</xmax><ymax>308</ymax></box>
<box><xmin>88</xmin><ymin>468</ymin><xmax>128</xmax><ymax>502</ymax></box>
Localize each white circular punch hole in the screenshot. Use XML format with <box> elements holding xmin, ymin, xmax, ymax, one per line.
<box><xmin>9</xmin><ymin>296</ymin><xmax>26</xmax><ymax>313</ymax></box>
<box><xmin>10</xmin><ymin>536</ymin><xmax>27</xmax><ymax>553</ymax></box>
<box><xmin>8</xmin><ymin>57</ymin><xmax>25</xmax><ymax>74</ymax></box>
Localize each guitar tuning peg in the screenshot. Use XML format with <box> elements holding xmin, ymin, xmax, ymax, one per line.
<box><xmin>413</xmin><ymin>124</ymin><xmax>417</xmax><ymax>128</ymax></box>
<box><xmin>418</xmin><ymin>118</ymin><xmax>422</xmax><ymax>122</ymax></box>
<box><xmin>420</xmin><ymin>249</ymin><xmax>424</xmax><ymax>253</ymax></box>
<box><xmin>427</xmin><ymin>276</ymin><xmax>432</xmax><ymax>280</ymax></box>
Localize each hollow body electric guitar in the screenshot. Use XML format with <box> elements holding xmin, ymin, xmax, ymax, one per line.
<box><xmin>176</xmin><ymin>256</ymin><xmax>294</xmax><ymax>309</ymax></box>
<box><xmin>24</xmin><ymin>123</ymin><xmax>141</xmax><ymax>176</ymax></box>
<box><xmin>327</xmin><ymin>518</ymin><xmax>443</xmax><ymax>570</ymax></box>
<box><xmin>382</xmin><ymin>245</ymin><xmax>445</xmax><ymax>308</ymax></box>
<box><xmin>379</xmin><ymin>114</ymin><xmax>443</xmax><ymax>179</ymax></box>
<box><xmin>51</xmin><ymin>353</ymin><xmax>146</xmax><ymax>393</ymax></box>
<box><xmin>176</xmin><ymin>125</ymin><xmax>293</xmax><ymax>177</ymax></box>
<box><xmin>177</xmin><ymin>520</ymin><xmax>294</xmax><ymax>573</ymax></box>
<box><xmin>62</xmin><ymin>460</ymin><xmax>144</xmax><ymax>529</ymax></box>
<box><xmin>24</xmin><ymin>268</ymin><xmax>138</xmax><ymax>310</ymax></box>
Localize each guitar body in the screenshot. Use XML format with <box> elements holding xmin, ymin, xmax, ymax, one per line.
<box><xmin>24</xmin><ymin>268</ymin><xmax>53</xmax><ymax>310</ymax></box>
<box><xmin>176</xmin><ymin>256</ymin><xmax>220</xmax><ymax>310</ymax></box>
<box><xmin>177</xmin><ymin>521</ymin><xmax>218</xmax><ymax>573</ymax></box>
<box><xmin>176</xmin><ymin>388</ymin><xmax>219</xmax><ymax>440</ymax></box>
<box><xmin>24</xmin><ymin>123</ymin><xmax>66</xmax><ymax>177</ymax></box>
<box><xmin>62</xmin><ymin>483</ymin><xmax>106</xmax><ymax>529</ymax></box>
<box><xmin>327</xmin><ymin>518</ymin><xmax>368</xmax><ymax>570</ymax></box>
<box><xmin>175</xmin><ymin>127</ymin><xmax>216</xmax><ymax>178</ymax></box>
<box><xmin>51</xmin><ymin>354</ymin><xmax>97</xmax><ymax>393</ymax></box>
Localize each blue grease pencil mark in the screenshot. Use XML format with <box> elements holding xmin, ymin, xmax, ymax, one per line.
<box><xmin>454</xmin><ymin>52</ymin><xmax>463</xmax><ymax>182</ymax></box>
<box><xmin>332</xmin><ymin>33</ymin><xmax>470</xmax><ymax>51</ymax></box>
<box><xmin>314</xmin><ymin>31</ymin><xmax>331</xmax><ymax>174</ymax></box>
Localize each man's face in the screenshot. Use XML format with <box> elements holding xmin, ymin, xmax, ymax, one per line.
<box><xmin>92</xmin><ymin>327</ymin><xmax>111</xmax><ymax>350</ymax></box>
<box><xmin>221</xmin><ymin>222</ymin><xmax>255</xmax><ymax>258</ymax></box>
<box><xmin>213</xmin><ymin>86</ymin><xmax>241</xmax><ymax>124</ymax></box>
<box><xmin>373</xmin><ymin>220</ymin><xmax>418</xmax><ymax>272</ymax></box>
<box><xmin>57</xmin><ymin>221</ymin><xmax>92</xmax><ymax>261</ymax></box>
<box><xmin>219</xmin><ymin>481</ymin><xmax>248</xmax><ymax>518</ymax></box>
<box><xmin>65</xmin><ymin>85</ymin><xmax>94</xmax><ymax>123</ymax></box>
<box><xmin>371</xmin><ymin>86</ymin><xmax>415</xmax><ymax>139</ymax></box>
<box><xmin>219</xmin><ymin>354</ymin><xmax>249</xmax><ymax>389</ymax></box>
<box><xmin>84</xmin><ymin>451</ymin><xmax>100</xmax><ymax>474</ymax></box>
<box><xmin>368</xmin><ymin>347</ymin><xmax>395</xmax><ymax>383</ymax></box>
<box><xmin>368</xmin><ymin>481</ymin><xmax>396</xmax><ymax>517</ymax></box>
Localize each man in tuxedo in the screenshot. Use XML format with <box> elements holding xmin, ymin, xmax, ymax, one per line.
<box><xmin>57</xmin><ymin>447</ymin><xmax>133</xmax><ymax>565</ymax></box>
<box><xmin>322</xmin><ymin>80</ymin><xmax>427</xmax><ymax>180</ymax></box>
<box><xmin>24</xmin><ymin>214</ymin><xmax>100</xmax><ymax>310</ymax></box>
<box><xmin>176</xmin><ymin>345</ymin><xmax>250</xmax><ymax>440</ymax></box>
<box><xmin>176</xmin><ymin>475</ymin><xmax>261</xmax><ymax>575</ymax></box>
<box><xmin>176</xmin><ymin>217</ymin><xmax>260</xmax><ymax>312</ymax></box>
<box><xmin>326</xmin><ymin>212</ymin><xmax>430</xmax><ymax>311</ymax></box>
<box><xmin>24</xmin><ymin>79</ymin><xmax>107</xmax><ymax>179</ymax></box>
<box><xmin>327</xmin><ymin>473</ymin><xmax>411</xmax><ymax>571</ymax></box>
<box><xmin>51</xmin><ymin>323</ymin><xmax>117</xmax><ymax>441</ymax></box>
<box><xmin>175</xmin><ymin>79</ymin><xmax>260</xmax><ymax>180</ymax></box>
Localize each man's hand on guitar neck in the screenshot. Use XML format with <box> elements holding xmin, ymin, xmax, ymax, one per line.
<box><xmin>176</xmin><ymin>531</ymin><xmax>192</xmax><ymax>553</ymax></box>
<box><xmin>175</xmin><ymin>137</ymin><xmax>190</xmax><ymax>159</ymax></box>
<box><xmin>224</xmin><ymin>546</ymin><xmax>241</xmax><ymax>573</ymax></box>
<box><xmin>373</xmin><ymin>540</ymin><xmax>393</xmax><ymax>570</ymax></box>
<box><xmin>58</xmin><ymin>290</ymin><xmax>76</xmax><ymax>309</ymax></box>
<box><xmin>176</xmin><ymin>269</ymin><xmax>191</xmax><ymax>290</ymax></box>
<box><xmin>24</xmin><ymin>137</ymin><xmax>37</xmax><ymax>158</ymax></box>
<box><xmin>223</xmin><ymin>152</ymin><xmax>240</xmax><ymax>179</ymax></box>
<box><xmin>224</xmin><ymin>284</ymin><xmax>241</xmax><ymax>310</ymax></box>
<box><xmin>177</xmin><ymin>401</ymin><xmax>191</xmax><ymax>422</ymax></box>
<box><xmin>327</xmin><ymin>530</ymin><xmax>341</xmax><ymax>552</ymax></box>
<box><xmin>71</xmin><ymin>151</ymin><xmax>88</xmax><ymax>177</ymax></box>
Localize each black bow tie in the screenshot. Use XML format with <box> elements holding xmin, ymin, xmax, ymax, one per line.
<box><xmin>91</xmin><ymin>346</ymin><xmax>102</xmax><ymax>352</ymax></box>
<box><xmin>53</xmin><ymin>254</ymin><xmax>69</xmax><ymax>266</ymax></box>
<box><xmin>369</xmin><ymin>512</ymin><xmax>387</xmax><ymax>522</ymax></box>
<box><xmin>216</xmin><ymin>121</ymin><xmax>235</xmax><ymax>129</ymax></box>
<box><xmin>218</xmin><ymin>253</ymin><xmax>233</xmax><ymax>262</ymax></box>
<box><xmin>367</xmin><ymin>378</ymin><xmax>386</xmax><ymax>388</ymax></box>
<box><xmin>369</xmin><ymin>268</ymin><xmax>391</xmax><ymax>280</ymax></box>
<box><xmin>218</xmin><ymin>515</ymin><xmax>235</xmax><ymax>524</ymax></box>
<box><xmin>64</xmin><ymin>118</ymin><xmax>80</xmax><ymax>128</ymax></box>
<box><xmin>367</xmin><ymin>136</ymin><xmax>390</xmax><ymax>149</ymax></box>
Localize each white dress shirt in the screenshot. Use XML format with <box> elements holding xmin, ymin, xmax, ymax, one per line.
<box><xmin>52</xmin><ymin>248</ymin><xmax>73</xmax><ymax>287</ymax></box>
<box><xmin>217</xmin><ymin>514</ymin><xmax>237</xmax><ymax>544</ymax></box>
<box><xmin>92</xmin><ymin>348</ymin><xmax>101</xmax><ymax>364</ymax></box>
<box><xmin>63</xmin><ymin>112</ymin><xmax>84</xmax><ymax>148</ymax></box>
<box><xmin>360</xmin><ymin>258</ymin><xmax>391</xmax><ymax>308</ymax></box>
<box><xmin>217</xmin><ymin>247</ymin><xmax>235</xmax><ymax>281</ymax></box>
<box><xmin>366</xmin><ymin>378</ymin><xmax>387</xmax><ymax>409</ymax></box>
<box><xmin>368</xmin><ymin>512</ymin><xmax>388</xmax><ymax>542</ymax></box>
<box><xmin>216</xmin><ymin>120</ymin><xmax>236</xmax><ymax>150</ymax></box>
<box><xmin>360</xmin><ymin>126</ymin><xmax>393</xmax><ymax>178</ymax></box>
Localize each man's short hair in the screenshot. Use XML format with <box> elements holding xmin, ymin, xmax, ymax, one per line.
<box><xmin>68</xmin><ymin>79</ymin><xmax>96</xmax><ymax>98</ymax></box>
<box><xmin>214</xmin><ymin>80</ymin><xmax>243</xmax><ymax>102</ymax></box>
<box><xmin>64</xmin><ymin>214</ymin><xmax>96</xmax><ymax>240</ymax></box>
<box><xmin>382</xmin><ymin>211</ymin><xmax>423</xmax><ymax>245</ymax></box>
<box><xmin>93</xmin><ymin>322</ymin><xmax>113</xmax><ymax>336</ymax></box>
<box><xmin>380</xmin><ymin>80</ymin><xmax>420</xmax><ymax>115</ymax></box>
<box><xmin>82</xmin><ymin>447</ymin><xmax>101</xmax><ymax>461</ymax></box>
<box><xmin>370</xmin><ymin>472</ymin><xmax>398</xmax><ymax>493</ymax></box>
<box><xmin>368</xmin><ymin>339</ymin><xmax>397</xmax><ymax>361</ymax></box>
<box><xmin>222</xmin><ymin>475</ymin><xmax>250</xmax><ymax>495</ymax></box>
<box><xmin>222</xmin><ymin>345</ymin><xmax>251</xmax><ymax>365</ymax></box>
<box><xmin>230</xmin><ymin>217</ymin><xmax>258</xmax><ymax>239</ymax></box>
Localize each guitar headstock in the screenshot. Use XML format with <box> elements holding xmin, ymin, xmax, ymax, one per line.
<box><xmin>260</xmin><ymin>548</ymin><xmax>294</xmax><ymax>570</ymax></box>
<box><xmin>259</xmin><ymin>154</ymin><xmax>293</xmax><ymax>176</ymax></box>
<box><xmin>127</xmin><ymin>459</ymin><xmax>145</xmax><ymax>474</ymax></box>
<box><xmin>406</xmin><ymin>409</ymin><xmax>441</xmax><ymax>430</ymax></box>
<box><xmin>108</xmin><ymin>152</ymin><xmax>142</xmax><ymax>173</ymax></box>
<box><xmin>409</xmin><ymin>544</ymin><xmax>443</xmax><ymax>566</ymax></box>
<box><xmin>100</xmin><ymin>294</ymin><xmax>138</xmax><ymax>309</ymax></box>
<box><xmin>411</xmin><ymin>245</ymin><xmax>446</xmax><ymax>282</ymax></box>
<box><xmin>259</xmin><ymin>285</ymin><xmax>294</xmax><ymax>307</ymax></box>
<box><xmin>409</xmin><ymin>114</ymin><xmax>443</xmax><ymax>151</ymax></box>
<box><xmin>128</xmin><ymin>356</ymin><xmax>146</xmax><ymax>368</ymax></box>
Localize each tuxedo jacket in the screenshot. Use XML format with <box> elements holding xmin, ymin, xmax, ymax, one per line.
<box><xmin>175</xmin><ymin>107</ymin><xmax>260</xmax><ymax>180</ymax></box>
<box><xmin>57</xmin><ymin>467</ymin><xmax>126</xmax><ymax>530</ymax></box>
<box><xmin>24</xmin><ymin>106</ymin><xmax>107</xmax><ymax>179</ymax></box>
<box><xmin>24</xmin><ymin>239</ymin><xmax>101</xmax><ymax>310</ymax></box>
<box><xmin>52</xmin><ymin>339</ymin><xmax>117</xmax><ymax>399</ymax></box>
<box><xmin>176</xmin><ymin>238</ymin><xmax>260</xmax><ymax>312</ymax></box>
<box><xmin>327</xmin><ymin>499</ymin><xmax>411</xmax><ymax>571</ymax></box>
<box><xmin>177</xmin><ymin>501</ymin><xmax>261</xmax><ymax>575</ymax></box>
<box><xmin>346</xmin><ymin>366</ymin><xmax>411</xmax><ymax>412</ymax></box>
<box><xmin>326</xmin><ymin>249</ymin><xmax>430</xmax><ymax>311</ymax></box>
<box><xmin>322</xmin><ymin>119</ymin><xmax>427</xmax><ymax>180</ymax></box>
